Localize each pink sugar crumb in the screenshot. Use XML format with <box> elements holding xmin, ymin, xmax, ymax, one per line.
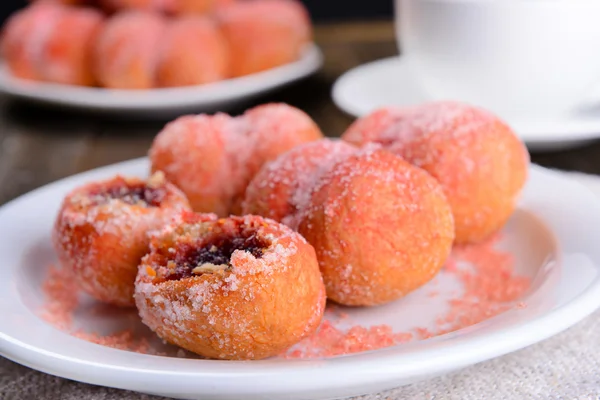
<box><xmin>41</xmin><ymin>230</ymin><xmax>530</xmax><ymax>360</ymax></box>
<box><xmin>415</xmin><ymin>327</ymin><xmax>434</xmax><ymax>340</ymax></box>
<box><xmin>284</xmin><ymin>320</ymin><xmax>413</xmax><ymax>359</ymax></box>
<box><xmin>73</xmin><ymin>330</ymin><xmax>167</xmax><ymax>356</ymax></box>
<box><xmin>40</xmin><ymin>264</ymin><xmax>80</xmax><ymax>331</ymax></box>
<box><xmin>516</xmin><ymin>301</ymin><xmax>528</xmax><ymax>309</ymax></box>
<box><xmin>286</xmin><ymin>232</ymin><xmax>531</xmax><ymax>359</ymax></box>
<box><xmin>434</xmin><ymin>233</ymin><xmax>531</xmax><ymax>335</ymax></box>
<box><xmin>444</xmin><ymin>256</ymin><xmax>459</xmax><ymax>272</ymax></box>
<box><xmin>39</xmin><ymin>264</ymin><xmax>165</xmax><ymax>356</ymax></box>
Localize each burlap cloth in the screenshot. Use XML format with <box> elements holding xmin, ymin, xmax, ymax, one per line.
<box><xmin>2</xmin><ymin>170</ymin><xmax>600</xmax><ymax>400</ymax></box>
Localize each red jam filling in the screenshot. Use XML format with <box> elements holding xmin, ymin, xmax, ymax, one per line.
<box><xmin>97</xmin><ymin>183</ymin><xmax>166</xmax><ymax>207</ymax></box>
<box><xmin>163</xmin><ymin>233</ymin><xmax>269</xmax><ymax>281</ymax></box>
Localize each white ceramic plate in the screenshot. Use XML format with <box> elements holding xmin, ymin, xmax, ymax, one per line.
<box><xmin>332</xmin><ymin>56</ymin><xmax>600</xmax><ymax>152</ymax></box>
<box><xmin>2</xmin><ymin>158</ymin><xmax>600</xmax><ymax>400</ymax></box>
<box><xmin>0</xmin><ymin>45</ymin><xmax>323</xmax><ymax>117</ymax></box>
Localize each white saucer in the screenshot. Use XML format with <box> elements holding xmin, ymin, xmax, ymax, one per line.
<box><xmin>0</xmin><ymin>45</ymin><xmax>323</xmax><ymax>117</ymax></box>
<box><xmin>2</xmin><ymin>158</ymin><xmax>600</xmax><ymax>399</ymax></box>
<box><xmin>332</xmin><ymin>56</ymin><xmax>600</xmax><ymax>151</ymax></box>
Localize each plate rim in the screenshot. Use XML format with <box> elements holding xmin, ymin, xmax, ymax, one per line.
<box><xmin>331</xmin><ymin>55</ymin><xmax>600</xmax><ymax>144</ymax></box>
<box><xmin>0</xmin><ymin>44</ymin><xmax>323</xmax><ymax>111</ymax></box>
<box><xmin>1</xmin><ymin>158</ymin><xmax>600</xmax><ymax>398</ymax></box>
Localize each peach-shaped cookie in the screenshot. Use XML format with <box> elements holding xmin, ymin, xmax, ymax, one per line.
<box><xmin>135</xmin><ymin>213</ymin><xmax>326</xmax><ymax>360</ymax></box>
<box><xmin>156</xmin><ymin>16</ymin><xmax>229</xmax><ymax>87</ymax></box>
<box><xmin>342</xmin><ymin>101</ymin><xmax>529</xmax><ymax>244</ymax></box>
<box><xmin>93</xmin><ymin>11</ymin><xmax>166</xmax><ymax>89</ymax></box>
<box><xmin>149</xmin><ymin>103</ymin><xmax>322</xmax><ymax>216</ymax></box>
<box><xmin>298</xmin><ymin>148</ymin><xmax>455</xmax><ymax>306</ymax></box>
<box><xmin>2</xmin><ymin>3</ymin><xmax>61</xmax><ymax>82</ymax></box>
<box><xmin>217</xmin><ymin>0</ymin><xmax>311</xmax><ymax>77</ymax></box>
<box><xmin>1</xmin><ymin>3</ymin><xmax>103</xmax><ymax>86</ymax></box>
<box><xmin>244</xmin><ymin>103</ymin><xmax>324</xmax><ymax>169</ymax></box>
<box><xmin>230</xmin><ymin>103</ymin><xmax>325</xmax><ymax>212</ymax></box>
<box><xmin>40</xmin><ymin>6</ymin><xmax>103</xmax><ymax>86</ymax></box>
<box><xmin>243</xmin><ymin>139</ymin><xmax>355</xmax><ymax>229</ymax></box>
<box><xmin>149</xmin><ymin>113</ymin><xmax>244</xmax><ymax>216</ymax></box>
<box><xmin>53</xmin><ymin>172</ymin><xmax>191</xmax><ymax>307</ymax></box>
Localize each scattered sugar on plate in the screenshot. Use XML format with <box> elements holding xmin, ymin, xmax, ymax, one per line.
<box><xmin>39</xmin><ymin>265</ymin><xmax>170</xmax><ymax>356</ymax></box>
<box><xmin>39</xmin><ymin>233</ymin><xmax>530</xmax><ymax>359</ymax></box>
<box><xmin>285</xmin><ymin>233</ymin><xmax>531</xmax><ymax>359</ymax></box>
<box><xmin>72</xmin><ymin>330</ymin><xmax>167</xmax><ymax>356</ymax></box>
<box><xmin>40</xmin><ymin>265</ymin><xmax>79</xmax><ymax>331</ymax></box>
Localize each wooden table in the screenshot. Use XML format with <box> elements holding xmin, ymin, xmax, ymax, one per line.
<box><xmin>1</xmin><ymin>20</ymin><xmax>599</xmax><ymax>206</ymax></box>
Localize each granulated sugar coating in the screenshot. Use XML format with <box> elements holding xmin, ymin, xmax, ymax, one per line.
<box><xmin>52</xmin><ymin>172</ymin><xmax>191</xmax><ymax>307</ymax></box>
<box><xmin>149</xmin><ymin>103</ymin><xmax>323</xmax><ymax>216</ymax></box>
<box><xmin>216</xmin><ymin>0</ymin><xmax>311</xmax><ymax>77</ymax></box>
<box><xmin>238</xmin><ymin>103</ymin><xmax>325</xmax><ymax>213</ymax></box>
<box><xmin>156</xmin><ymin>16</ymin><xmax>229</xmax><ymax>88</ymax></box>
<box><xmin>342</xmin><ymin>102</ymin><xmax>530</xmax><ymax>244</ymax></box>
<box><xmin>40</xmin><ymin>233</ymin><xmax>530</xmax><ymax>359</ymax></box>
<box><xmin>298</xmin><ymin>148</ymin><xmax>455</xmax><ymax>306</ymax></box>
<box><xmin>94</xmin><ymin>10</ymin><xmax>167</xmax><ymax>90</ymax></box>
<box><xmin>135</xmin><ymin>214</ymin><xmax>326</xmax><ymax>360</ymax></box>
<box><xmin>285</xmin><ymin>233</ymin><xmax>531</xmax><ymax>359</ymax></box>
<box><xmin>242</xmin><ymin>139</ymin><xmax>356</xmax><ymax>229</ymax></box>
<box><xmin>1</xmin><ymin>2</ymin><xmax>104</xmax><ymax>86</ymax></box>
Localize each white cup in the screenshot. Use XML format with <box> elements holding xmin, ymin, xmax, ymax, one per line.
<box><xmin>396</xmin><ymin>0</ymin><xmax>600</xmax><ymax>119</ymax></box>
